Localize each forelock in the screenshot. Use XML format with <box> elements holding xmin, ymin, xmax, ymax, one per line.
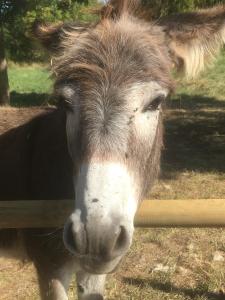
<box><xmin>53</xmin><ymin>15</ymin><xmax>174</xmax><ymax>97</ymax></box>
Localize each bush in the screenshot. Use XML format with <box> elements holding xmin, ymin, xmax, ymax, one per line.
<box><xmin>4</xmin><ymin>0</ymin><xmax>99</xmax><ymax>62</ymax></box>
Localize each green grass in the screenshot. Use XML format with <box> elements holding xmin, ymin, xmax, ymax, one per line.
<box><xmin>2</xmin><ymin>54</ymin><xmax>225</xmax><ymax>299</ymax></box>
<box><xmin>8</xmin><ymin>64</ymin><xmax>52</xmax><ymax>106</ymax></box>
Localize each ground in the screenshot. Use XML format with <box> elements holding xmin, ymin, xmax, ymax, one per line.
<box><xmin>1</xmin><ymin>55</ymin><xmax>225</xmax><ymax>299</ymax></box>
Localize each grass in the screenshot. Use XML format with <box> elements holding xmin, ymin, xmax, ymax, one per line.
<box><xmin>8</xmin><ymin>63</ymin><xmax>52</xmax><ymax>106</ymax></box>
<box><xmin>1</xmin><ymin>53</ymin><xmax>225</xmax><ymax>299</ymax></box>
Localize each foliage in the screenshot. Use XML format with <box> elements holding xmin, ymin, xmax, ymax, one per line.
<box><xmin>2</xmin><ymin>0</ymin><xmax>99</xmax><ymax>62</ymax></box>
<box><xmin>0</xmin><ymin>0</ymin><xmax>27</xmax><ymax>22</ymax></box>
<box><xmin>143</xmin><ymin>0</ymin><xmax>225</xmax><ymax>17</ymax></box>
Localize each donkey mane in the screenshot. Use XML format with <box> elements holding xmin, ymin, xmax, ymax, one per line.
<box><xmin>99</xmin><ymin>0</ymin><xmax>149</xmax><ymax>20</ymax></box>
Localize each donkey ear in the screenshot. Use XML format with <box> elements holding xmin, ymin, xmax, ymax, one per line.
<box><xmin>159</xmin><ymin>5</ymin><xmax>225</xmax><ymax>78</ymax></box>
<box><xmin>33</xmin><ymin>21</ymin><xmax>87</xmax><ymax>53</ymax></box>
<box><xmin>32</xmin><ymin>21</ymin><xmax>65</xmax><ymax>52</ymax></box>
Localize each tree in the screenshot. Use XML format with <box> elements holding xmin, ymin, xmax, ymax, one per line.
<box><xmin>0</xmin><ymin>0</ymin><xmax>28</xmax><ymax>105</ymax></box>
<box><xmin>4</xmin><ymin>0</ymin><xmax>97</xmax><ymax>62</ymax></box>
<box><xmin>0</xmin><ymin>0</ymin><xmax>94</xmax><ymax>105</ymax></box>
<box><xmin>0</xmin><ymin>23</ymin><xmax>9</xmax><ymax>105</ymax></box>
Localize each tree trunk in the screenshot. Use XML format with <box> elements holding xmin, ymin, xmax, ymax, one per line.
<box><xmin>0</xmin><ymin>25</ymin><xmax>10</xmax><ymax>105</ymax></box>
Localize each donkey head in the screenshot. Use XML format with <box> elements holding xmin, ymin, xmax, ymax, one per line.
<box><xmin>34</xmin><ymin>0</ymin><xmax>225</xmax><ymax>274</ymax></box>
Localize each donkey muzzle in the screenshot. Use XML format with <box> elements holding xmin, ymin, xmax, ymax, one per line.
<box><xmin>63</xmin><ymin>213</ymin><xmax>132</xmax><ymax>273</ymax></box>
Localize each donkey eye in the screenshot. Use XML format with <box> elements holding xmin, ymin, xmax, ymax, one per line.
<box><xmin>63</xmin><ymin>99</ymin><xmax>74</xmax><ymax>112</ymax></box>
<box><xmin>143</xmin><ymin>95</ymin><xmax>165</xmax><ymax>112</ymax></box>
<box><xmin>57</xmin><ymin>95</ymin><xmax>74</xmax><ymax>112</ymax></box>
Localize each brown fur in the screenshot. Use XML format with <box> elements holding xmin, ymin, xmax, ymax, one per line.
<box><xmin>0</xmin><ymin>107</ymin><xmax>74</xmax><ymax>201</ymax></box>
<box><xmin>33</xmin><ymin>21</ymin><xmax>87</xmax><ymax>53</ymax></box>
<box><xmin>99</xmin><ymin>0</ymin><xmax>147</xmax><ymax>20</ymax></box>
<box><xmin>0</xmin><ymin>107</ymin><xmax>74</xmax><ymax>298</ymax></box>
<box><xmin>51</xmin><ymin>12</ymin><xmax>174</xmax><ymax>106</ymax></box>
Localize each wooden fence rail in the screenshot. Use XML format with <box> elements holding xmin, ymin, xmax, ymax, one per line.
<box><xmin>1</xmin><ymin>199</ymin><xmax>225</xmax><ymax>228</ymax></box>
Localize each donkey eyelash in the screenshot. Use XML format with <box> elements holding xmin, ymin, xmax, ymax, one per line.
<box><xmin>143</xmin><ymin>95</ymin><xmax>166</xmax><ymax>112</ymax></box>
<box><xmin>63</xmin><ymin>100</ymin><xmax>80</xmax><ymax>112</ymax></box>
<box><xmin>57</xmin><ymin>95</ymin><xmax>74</xmax><ymax>112</ymax></box>
<box><xmin>64</xmin><ymin>98</ymin><xmax>73</xmax><ymax>105</ymax></box>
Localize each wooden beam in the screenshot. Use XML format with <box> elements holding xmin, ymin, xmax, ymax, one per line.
<box><xmin>0</xmin><ymin>200</ymin><xmax>74</xmax><ymax>229</ymax></box>
<box><xmin>0</xmin><ymin>199</ymin><xmax>225</xmax><ymax>229</ymax></box>
<box><xmin>135</xmin><ymin>199</ymin><xmax>225</xmax><ymax>228</ymax></box>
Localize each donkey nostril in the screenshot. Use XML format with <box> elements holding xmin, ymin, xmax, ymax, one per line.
<box><xmin>78</xmin><ymin>284</ymin><xmax>85</xmax><ymax>294</ymax></box>
<box><xmin>113</xmin><ymin>226</ymin><xmax>129</xmax><ymax>255</ymax></box>
<box><xmin>63</xmin><ymin>220</ymin><xmax>87</xmax><ymax>255</ymax></box>
<box><xmin>64</xmin><ymin>221</ymin><xmax>77</xmax><ymax>253</ymax></box>
<box><xmin>99</xmin><ymin>225</ymin><xmax>130</xmax><ymax>261</ymax></box>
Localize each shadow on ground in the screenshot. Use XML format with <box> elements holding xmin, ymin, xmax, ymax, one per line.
<box><xmin>162</xmin><ymin>94</ymin><xmax>225</xmax><ymax>178</ymax></box>
<box><xmin>11</xmin><ymin>91</ymin><xmax>50</xmax><ymax>107</ymax></box>
<box><xmin>123</xmin><ymin>277</ymin><xmax>224</xmax><ymax>300</ymax></box>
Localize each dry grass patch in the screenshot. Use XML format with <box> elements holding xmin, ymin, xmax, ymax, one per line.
<box><xmin>0</xmin><ymin>258</ymin><xmax>39</xmax><ymax>300</ymax></box>
<box><xmin>105</xmin><ymin>228</ymin><xmax>225</xmax><ymax>300</ymax></box>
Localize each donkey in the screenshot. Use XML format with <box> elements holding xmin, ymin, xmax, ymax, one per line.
<box><xmin>1</xmin><ymin>1</ymin><xmax>225</xmax><ymax>299</ymax></box>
